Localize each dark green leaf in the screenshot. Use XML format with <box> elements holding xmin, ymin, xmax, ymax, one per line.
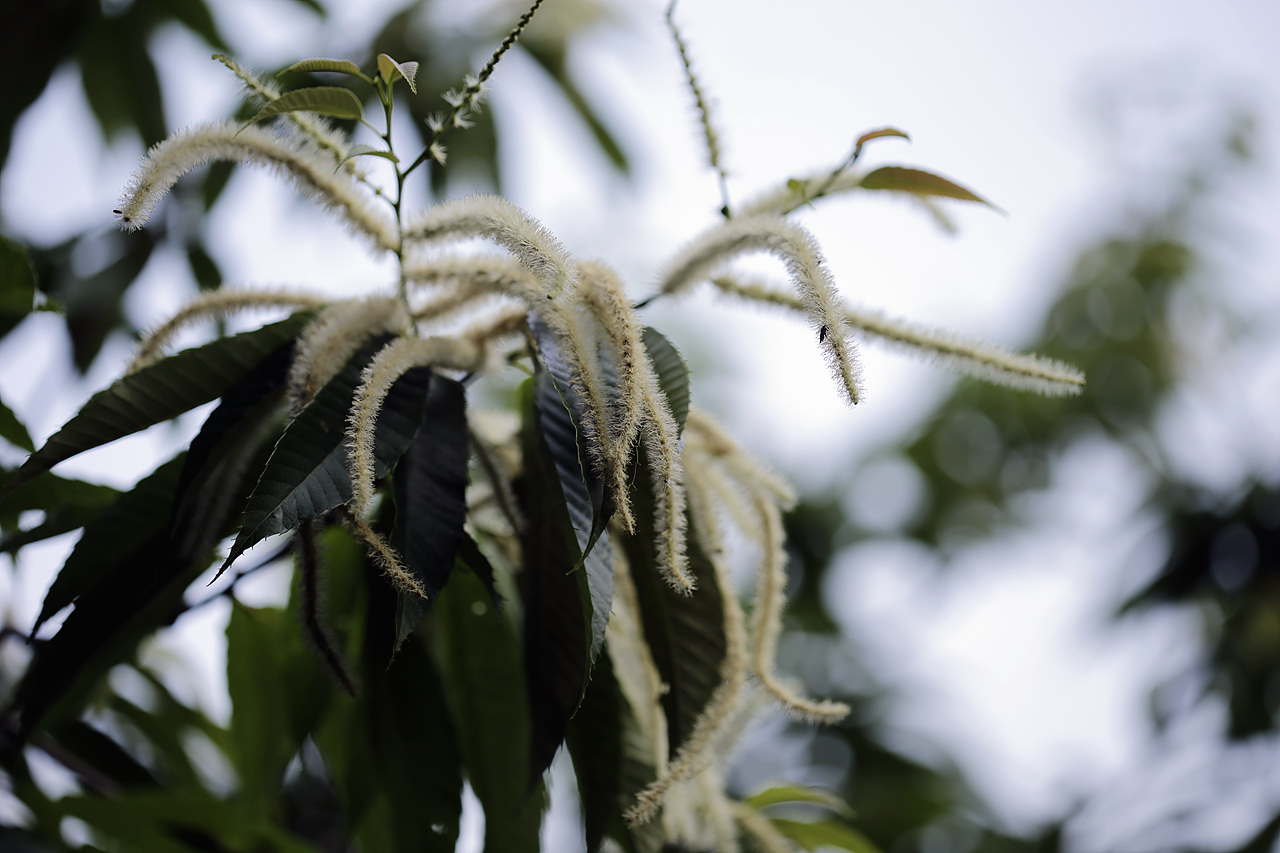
<box><xmin>30</xmin><ymin>457</ymin><xmax>184</xmax><ymax>636</ymax></box>
<box><xmin>185</xmin><ymin>241</ymin><xmax>222</xmax><ymax>291</ymax></box>
<box><xmin>244</xmin><ymin>86</ymin><xmax>364</xmax><ymax>125</ymax></box>
<box><xmin>528</xmin><ymin>313</ymin><xmax>615</xmax><ymax>656</ymax></box>
<box><xmin>0</xmin><ymin>395</ymin><xmax>32</xmax><ymax>451</ymax></box>
<box><xmin>356</xmin><ymin>574</ymin><xmax>463</xmax><ymax>853</ymax></box>
<box><xmin>281</xmin><ymin>0</ymin><xmax>325</xmax><ymax>14</ymax></box>
<box><xmin>641</xmin><ymin>327</ymin><xmax>690</xmax><ymax>434</ymax></box>
<box><xmin>55</xmin><ymin>789</ymin><xmax>320</xmax><ymax>853</ymax></box>
<box><xmin>43</xmin><ymin>719</ymin><xmax>159</xmax><ymax>790</ymax></box>
<box><xmin>78</xmin><ymin>12</ymin><xmax>165</xmax><ymax>145</ymax></box>
<box><xmin>620</xmin><ymin>477</ymin><xmax>726</xmax><ymax>755</ymax></box>
<box><xmin>519</xmin><ymin>371</ymin><xmax>606</xmax><ymax>783</ymax></box>
<box><xmin>567</xmin><ymin>646</ymin><xmax>662</xmax><ymax>853</ymax></box>
<box><xmin>0</xmin><ymin>235</ymin><xmax>37</xmax><ymax>338</ymax></box>
<box><xmin>390</xmin><ymin>372</ymin><xmax>469</xmax><ymax>649</ymax></box>
<box><xmin>1</xmin><ymin>314</ymin><xmax>311</xmax><ymax>500</ymax></box>
<box><xmin>433</xmin><ymin>567</ymin><xmax>543</xmax><ymax>853</ymax></box>
<box><xmin>859</xmin><ymin>166</ymin><xmax>993</xmax><ymax>207</ymax></box>
<box><xmin>456</xmin><ymin>533</ymin><xmax>503</xmax><ymax>617</ymax></box>
<box><xmin>0</xmin><ymin>473</ymin><xmax>118</xmax><ymax>556</ymax></box>
<box><xmin>220</xmin><ymin>335</ymin><xmax>429</xmax><ymax>574</ymax></box>
<box><xmin>12</xmin><ymin>454</ymin><xmax>216</xmax><ymax>736</ymax></box>
<box><xmin>169</xmin><ymin>335</ymin><xmax>296</xmax><ymax>564</ymax></box>
<box><xmin>165</xmin><ymin>0</ymin><xmax>231</xmax><ymax>52</ymax></box>
<box><xmin>616</xmin><ymin>324</ymin><xmax>712</xmax><ymax>754</ymax></box>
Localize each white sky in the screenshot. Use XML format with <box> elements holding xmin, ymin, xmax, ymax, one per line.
<box><xmin>3</xmin><ymin>0</ymin><xmax>1280</xmax><ymax>847</ymax></box>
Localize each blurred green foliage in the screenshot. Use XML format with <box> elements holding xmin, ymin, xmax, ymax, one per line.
<box><xmin>762</xmin><ymin>111</ymin><xmax>1278</xmax><ymax>851</ymax></box>
<box><xmin>0</xmin><ymin>2</ymin><xmax>1275</xmax><ymax>852</ymax></box>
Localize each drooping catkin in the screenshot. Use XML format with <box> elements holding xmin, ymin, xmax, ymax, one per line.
<box><xmin>659</xmin><ymin>215</ymin><xmax>862</xmax><ymax>405</ymax></box>
<box><xmin>129</xmin><ymin>288</ymin><xmax>328</xmax><ymax>374</ymax></box>
<box><xmin>404</xmin><ymin>195</ymin><xmax>578</xmax><ymax>301</ymax></box>
<box><xmin>115</xmin><ymin>122</ymin><xmax>396</xmax><ymax>252</ymax></box>
<box><xmin>344</xmin><ymin>335</ymin><xmax>484</xmax><ymax>516</ymax></box>
<box><xmin>712</xmin><ymin>276</ymin><xmax>1085</xmax><ymax>396</ymax></box>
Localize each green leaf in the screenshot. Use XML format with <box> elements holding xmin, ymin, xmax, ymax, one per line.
<box><xmin>13</xmin><ymin>454</ymin><xmax>221</xmax><ymax>736</ymax></box>
<box><xmin>0</xmin><ymin>396</ymin><xmax>33</xmax><ymax>452</ymax></box>
<box><xmin>169</xmin><ymin>335</ymin><xmax>296</xmax><ymax>564</ymax></box>
<box><xmin>456</xmin><ymin>532</ymin><xmax>504</xmax><ymax>617</ymax></box>
<box><xmin>345</xmin><ymin>143</ymin><xmax>399</xmax><ymax>164</ymax></box>
<box><xmin>620</xmin><ymin>476</ymin><xmax>726</xmax><ymax>756</ymax></box>
<box><xmin>641</xmin><ymin>327</ymin><xmax>690</xmax><ymax>434</ymax></box>
<box><xmin>745</xmin><ymin>783</ymin><xmax>856</xmax><ymax>819</ymax></box>
<box><xmin>43</xmin><ymin>719</ymin><xmax>159</xmax><ymax>791</ymax></box>
<box><xmin>30</xmin><ymin>457</ymin><xmax>184</xmax><ymax>636</ymax></box>
<box><xmin>55</xmin><ymin>789</ymin><xmax>321</xmax><ymax>853</ymax></box>
<box><xmin>279</xmin><ymin>58</ymin><xmax>367</xmax><ymax>79</ymax></box>
<box><xmin>567</xmin><ymin>646</ymin><xmax>663</xmax><ymax>853</ymax></box>
<box><xmin>361</xmin><ymin>612</ymin><xmax>463</xmax><ymax>852</ymax></box>
<box><xmin>519</xmin><ymin>374</ymin><xmax>596</xmax><ymax>784</ymax></box>
<box><xmin>226</xmin><ymin>602</ymin><xmax>331</xmax><ymax>822</ymax></box>
<box><xmin>377</xmin><ymin>54</ymin><xmax>418</xmax><ymax>94</ymax></box>
<box><xmin>244</xmin><ymin>85</ymin><xmax>364</xmax><ymax>126</ymax></box>
<box><xmin>165</xmin><ymin>0</ymin><xmax>231</xmax><ymax>53</ymax></box>
<box><xmin>433</xmin><ymin>567</ymin><xmax>544</xmax><ymax>853</ymax></box>
<box><xmin>1</xmin><ymin>313</ymin><xmax>311</xmax><ymax>500</ymax></box>
<box><xmin>528</xmin><ymin>313</ymin><xmax>615</xmax><ymax>635</ymax></box>
<box><xmin>619</xmin><ymin>325</ymin><xmax>715</xmax><ymax>754</ymax></box>
<box><xmin>0</xmin><ymin>473</ymin><xmax>119</xmax><ymax>557</ymax></box>
<box><xmin>859</xmin><ymin>166</ymin><xmax>993</xmax><ymax>207</ymax></box>
<box><xmin>186</xmin><ymin>241</ymin><xmax>222</xmax><ymax>291</ymax></box>
<box><xmin>16</xmin><ymin>364</ymin><xmax>291</xmax><ymax>735</ymax></box>
<box><xmin>522</xmin><ymin>41</ymin><xmax>628</xmax><ymax>173</ymax></box>
<box><xmin>220</xmin><ymin>335</ymin><xmax>430</xmax><ymax>575</ymax></box>
<box><xmin>105</xmin><ymin>666</ymin><xmax>231</xmax><ymax>791</ymax></box>
<box><xmin>0</xmin><ymin>235</ymin><xmax>37</xmax><ymax>337</ymax></box>
<box><xmin>390</xmin><ymin>373</ymin><xmax>469</xmax><ymax>649</ymax></box>
<box><xmin>769</xmin><ymin>817</ymin><xmax>884</xmax><ymax>853</ymax></box>
<box><xmin>78</xmin><ymin>12</ymin><xmax>165</xmax><ymax>145</ymax></box>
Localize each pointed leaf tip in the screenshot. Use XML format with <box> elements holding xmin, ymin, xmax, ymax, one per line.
<box><xmin>853</xmin><ymin>127</ymin><xmax>910</xmax><ymax>159</ymax></box>
<box><xmin>859</xmin><ymin>166</ymin><xmax>996</xmax><ymax>209</ymax></box>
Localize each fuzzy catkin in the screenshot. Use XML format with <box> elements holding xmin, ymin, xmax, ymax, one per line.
<box><xmin>660</xmin><ymin>215</ymin><xmax>863</xmax><ymax>405</ymax></box>
<box><xmin>115</xmin><ymin>122</ymin><xmax>396</xmax><ymax>252</ymax></box>
<box><xmin>404</xmin><ymin>195</ymin><xmax>578</xmax><ymax>301</ymax></box>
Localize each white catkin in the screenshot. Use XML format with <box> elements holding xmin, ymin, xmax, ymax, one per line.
<box><xmin>403</xmin><ymin>195</ymin><xmax>578</xmax><ymax>301</ymax></box>
<box><xmin>625</xmin><ymin>461</ymin><xmax>750</xmax><ymax>828</ymax></box>
<box><xmin>287</xmin><ymin>298</ymin><xmax>410</xmax><ymax>414</ymax></box>
<box><xmin>748</xmin><ymin>493</ymin><xmax>849</xmax><ymax>725</ymax></box>
<box><xmin>659</xmin><ymin>215</ymin><xmax>862</xmax><ymax>405</ymax></box>
<box><xmin>345</xmin><ymin>336</ymin><xmax>484</xmax><ymax>515</ymax></box>
<box><xmin>574</xmin><ymin>261</ymin><xmax>650</xmax><ymax>532</ymax></box>
<box><xmin>213</xmin><ymin>53</ymin><xmax>369</xmax><ymax>183</ymax></box>
<box><xmin>116</xmin><ymin>121</ymin><xmax>396</xmax><ymax>252</ymax></box>
<box><xmin>712</xmin><ymin>276</ymin><xmax>1085</xmax><ymax>396</ymax></box>
<box><xmin>129</xmin><ymin>288</ymin><xmax>327</xmax><ymax>373</ymax></box>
